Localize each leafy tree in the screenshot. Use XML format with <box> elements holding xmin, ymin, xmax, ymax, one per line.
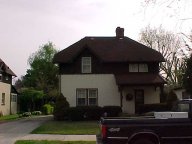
<box><xmin>19</xmin><ymin>88</ymin><xmax>44</xmax><ymax>112</ymax></box>
<box><xmin>23</xmin><ymin>42</ymin><xmax>59</xmax><ymax>103</ymax></box>
<box><xmin>183</xmin><ymin>55</ymin><xmax>192</xmax><ymax>98</ymax></box>
<box><xmin>139</xmin><ymin>26</ymin><xmax>186</xmax><ymax>87</ymax></box>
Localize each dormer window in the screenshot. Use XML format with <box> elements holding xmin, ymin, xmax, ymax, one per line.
<box><xmin>129</xmin><ymin>64</ymin><xmax>148</xmax><ymax>72</ymax></box>
<box><xmin>82</xmin><ymin>57</ymin><xmax>91</xmax><ymax>73</ymax></box>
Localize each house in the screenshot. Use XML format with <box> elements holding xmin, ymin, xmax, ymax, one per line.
<box><xmin>0</xmin><ymin>58</ymin><xmax>17</xmax><ymax>115</ymax></box>
<box><xmin>53</xmin><ymin>27</ymin><xmax>166</xmax><ymax>114</ymax></box>
<box><xmin>173</xmin><ymin>87</ymin><xmax>191</xmax><ymax>100</ymax></box>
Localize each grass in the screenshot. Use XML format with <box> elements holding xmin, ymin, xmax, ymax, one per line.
<box><xmin>32</xmin><ymin>120</ymin><xmax>100</xmax><ymax>135</ymax></box>
<box><xmin>15</xmin><ymin>140</ymin><xmax>96</xmax><ymax>144</ymax></box>
<box><xmin>0</xmin><ymin>114</ymin><xmax>19</xmax><ymax>121</ymax></box>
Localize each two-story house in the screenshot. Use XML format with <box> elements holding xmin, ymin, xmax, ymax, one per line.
<box><xmin>53</xmin><ymin>27</ymin><xmax>166</xmax><ymax>114</ymax></box>
<box><xmin>0</xmin><ymin>58</ymin><xmax>17</xmax><ymax>115</ymax></box>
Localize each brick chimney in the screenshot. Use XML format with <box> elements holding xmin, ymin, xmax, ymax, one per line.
<box><xmin>116</xmin><ymin>27</ymin><xmax>124</xmax><ymax>38</ymax></box>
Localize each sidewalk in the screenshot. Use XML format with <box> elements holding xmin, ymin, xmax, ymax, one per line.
<box><xmin>17</xmin><ymin>134</ymin><xmax>97</xmax><ymax>141</ymax></box>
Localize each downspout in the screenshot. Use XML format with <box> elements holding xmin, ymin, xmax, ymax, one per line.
<box><xmin>118</xmin><ymin>86</ymin><xmax>123</xmax><ymax>108</ymax></box>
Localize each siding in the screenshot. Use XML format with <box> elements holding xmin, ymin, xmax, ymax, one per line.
<box><xmin>60</xmin><ymin>74</ymin><xmax>121</xmax><ymax>107</ymax></box>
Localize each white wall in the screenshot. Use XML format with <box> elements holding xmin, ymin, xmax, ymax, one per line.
<box><xmin>0</xmin><ymin>82</ymin><xmax>11</xmax><ymax>115</ymax></box>
<box><xmin>61</xmin><ymin>74</ymin><xmax>121</xmax><ymax>107</ymax></box>
<box><xmin>122</xmin><ymin>86</ymin><xmax>160</xmax><ymax>114</ymax></box>
<box><xmin>11</xmin><ymin>93</ymin><xmax>17</xmax><ymax>114</ymax></box>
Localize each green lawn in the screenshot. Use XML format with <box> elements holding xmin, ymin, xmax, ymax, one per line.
<box><xmin>32</xmin><ymin>121</ymin><xmax>100</xmax><ymax>135</ymax></box>
<box><xmin>0</xmin><ymin>114</ymin><xmax>19</xmax><ymax>121</ymax></box>
<box><xmin>15</xmin><ymin>140</ymin><xmax>95</xmax><ymax>144</ymax></box>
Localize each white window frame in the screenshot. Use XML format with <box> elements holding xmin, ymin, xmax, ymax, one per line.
<box><xmin>81</xmin><ymin>57</ymin><xmax>92</xmax><ymax>73</ymax></box>
<box><xmin>88</xmin><ymin>89</ymin><xmax>98</xmax><ymax>106</ymax></box>
<box><xmin>139</xmin><ymin>64</ymin><xmax>148</xmax><ymax>72</ymax></box>
<box><xmin>129</xmin><ymin>64</ymin><xmax>148</xmax><ymax>72</ymax></box>
<box><xmin>11</xmin><ymin>94</ymin><xmax>17</xmax><ymax>102</ymax></box>
<box><xmin>0</xmin><ymin>74</ymin><xmax>2</xmax><ymax>81</ymax></box>
<box><xmin>2</xmin><ymin>93</ymin><xmax>5</xmax><ymax>105</ymax></box>
<box><xmin>129</xmin><ymin>64</ymin><xmax>138</xmax><ymax>72</ymax></box>
<box><xmin>76</xmin><ymin>88</ymin><xmax>98</xmax><ymax>106</ymax></box>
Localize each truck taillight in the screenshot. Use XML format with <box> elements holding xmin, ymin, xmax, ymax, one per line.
<box><xmin>101</xmin><ymin>125</ymin><xmax>107</xmax><ymax>138</ymax></box>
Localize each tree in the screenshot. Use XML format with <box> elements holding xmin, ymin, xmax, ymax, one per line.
<box><xmin>19</xmin><ymin>88</ymin><xmax>44</xmax><ymax>112</ymax></box>
<box><xmin>183</xmin><ymin>55</ymin><xmax>192</xmax><ymax>98</ymax></box>
<box><xmin>139</xmin><ymin>26</ymin><xmax>186</xmax><ymax>87</ymax></box>
<box><xmin>23</xmin><ymin>42</ymin><xmax>59</xmax><ymax>103</ymax></box>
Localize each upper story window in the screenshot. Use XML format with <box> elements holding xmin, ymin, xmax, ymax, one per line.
<box><xmin>82</xmin><ymin>57</ymin><xmax>92</xmax><ymax>73</ymax></box>
<box><xmin>129</xmin><ymin>64</ymin><xmax>148</xmax><ymax>72</ymax></box>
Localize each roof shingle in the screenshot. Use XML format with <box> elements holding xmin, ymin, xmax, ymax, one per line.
<box><xmin>53</xmin><ymin>36</ymin><xmax>165</xmax><ymax>63</ymax></box>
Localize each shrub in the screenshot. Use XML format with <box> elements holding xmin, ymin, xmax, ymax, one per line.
<box><xmin>22</xmin><ymin>112</ymin><xmax>32</xmax><ymax>117</ymax></box>
<box><xmin>42</xmin><ymin>104</ymin><xmax>54</xmax><ymax>115</ymax></box>
<box><xmin>32</xmin><ymin>111</ymin><xmax>42</xmax><ymax>115</ymax></box>
<box><xmin>102</xmin><ymin>106</ymin><xmax>122</xmax><ymax>117</ymax></box>
<box><xmin>138</xmin><ymin>103</ymin><xmax>169</xmax><ymax>114</ymax></box>
<box><xmin>53</xmin><ymin>93</ymin><xmax>70</xmax><ymax>120</ymax></box>
<box><xmin>67</xmin><ymin>106</ymin><xmax>103</xmax><ymax>121</ymax></box>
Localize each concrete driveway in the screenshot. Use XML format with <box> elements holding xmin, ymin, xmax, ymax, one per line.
<box><xmin>0</xmin><ymin>115</ymin><xmax>52</xmax><ymax>144</ymax></box>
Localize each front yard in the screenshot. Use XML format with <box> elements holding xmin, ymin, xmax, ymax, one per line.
<box><xmin>32</xmin><ymin>120</ymin><xmax>100</xmax><ymax>135</ymax></box>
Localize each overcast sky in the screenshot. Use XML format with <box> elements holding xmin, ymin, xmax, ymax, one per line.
<box><xmin>0</xmin><ymin>0</ymin><xmax>192</xmax><ymax>80</ymax></box>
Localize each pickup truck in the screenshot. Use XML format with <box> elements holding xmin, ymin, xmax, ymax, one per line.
<box><xmin>99</xmin><ymin>99</ymin><xmax>192</xmax><ymax>144</ymax></box>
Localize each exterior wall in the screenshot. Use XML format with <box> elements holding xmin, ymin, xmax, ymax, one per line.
<box><xmin>122</xmin><ymin>86</ymin><xmax>160</xmax><ymax>114</ymax></box>
<box><xmin>0</xmin><ymin>82</ymin><xmax>11</xmax><ymax>115</ymax></box>
<box><xmin>11</xmin><ymin>93</ymin><xmax>17</xmax><ymax>114</ymax></box>
<box><xmin>60</xmin><ymin>74</ymin><xmax>121</xmax><ymax>107</ymax></box>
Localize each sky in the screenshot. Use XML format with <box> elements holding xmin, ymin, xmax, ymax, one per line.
<box><xmin>0</xmin><ymin>0</ymin><xmax>192</xmax><ymax>81</ymax></box>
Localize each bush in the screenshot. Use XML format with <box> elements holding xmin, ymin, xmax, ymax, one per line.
<box><xmin>67</xmin><ymin>106</ymin><xmax>103</xmax><ymax>121</ymax></box>
<box><xmin>53</xmin><ymin>93</ymin><xmax>70</xmax><ymax>120</ymax></box>
<box><xmin>22</xmin><ymin>112</ymin><xmax>32</xmax><ymax>117</ymax></box>
<box><xmin>42</xmin><ymin>104</ymin><xmax>54</xmax><ymax>115</ymax></box>
<box><xmin>32</xmin><ymin>111</ymin><xmax>42</xmax><ymax>115</ymax></box>
<box><xmin>138</xmin><ymin>103</ymin><xmax>169</xmax><ymax>114</ymax></box>
<box><xmin>102</xmin><ymin>106</ymin><xmax>122</xmax><ymax>117</ymax></box>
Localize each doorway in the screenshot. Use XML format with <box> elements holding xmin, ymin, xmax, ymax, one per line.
<box><xmin>135</xmin><ymin>89</ymin><xmax>144</xmax><ymax>114</ymax></box>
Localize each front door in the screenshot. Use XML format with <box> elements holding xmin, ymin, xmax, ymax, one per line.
<box><xmin>135</xmin><ymin>89</ymin><xmax>144</xmax><ymax>114</ymax></box>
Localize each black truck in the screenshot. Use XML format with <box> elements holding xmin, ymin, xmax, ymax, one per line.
<box><xmin>99</xmin><ymin>99</ymin><xmax>192</xmax><ymax>144</ymax></box>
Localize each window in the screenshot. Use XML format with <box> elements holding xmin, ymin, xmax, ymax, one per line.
<box><xmin>0</xmin><ymin>74</ymin><xmax>2</xmax><ymax>81</ymax></box>
<box><xmin>2</xmin><ymin>93</ymin><xmax>5</xmax><ymax>105</ymax></box>
<box><xmin>139</xmin><ymin>64</ymin><xmax>148</xmax><ymax>72</ymax></box>
<box><xmin>76</xmin><ymin>89</ymin><xmax>98</xmax><ymax>106</ymax></box>
<box><xmin>82</xmin><ymin>57</ymin><xmax>91</xmax><ymax>73</ymax></box>
<box><xmin>129</xmin><ymin>64</ymin><xmax>148</xmax><ymax>72</ymax></box>
<box><xmin>129</xmin><ymin>64</ymin><xmax>138</xmax><ymax>72</ymax></box>
<box><xmin>76</xmin><ymin>89</ymin><xmax>87</xmax><ymax>106</ymax></box>
<box><xmin>5</xmin><ymin>75</ymin><xmax>9</xmax><ymax>81</ymax></box>
<box><xmin>88</xmin><ymin>89</ymin><xmax>98</xmax><ymax>106</ymax></box>
<box><xmin>11</xmin><ymin>94</ymin><xmax>17</xmax><ymax>102</ymax></box>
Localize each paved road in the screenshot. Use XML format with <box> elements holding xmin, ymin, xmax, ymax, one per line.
<box><xmin>0</xmin><ymin>115</ymin><xmax>52</xmax><ymax>144</ymax></box>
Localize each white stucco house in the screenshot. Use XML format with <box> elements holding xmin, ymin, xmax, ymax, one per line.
<box><xmin>53</xmin><ymin>27</ymin><xmax>166</xmax><ymax>114</ymax></box>
<box><xmin>0</xmin><ymin>58</ymin><xmax>18</xmax><ymax>115</ymax></box>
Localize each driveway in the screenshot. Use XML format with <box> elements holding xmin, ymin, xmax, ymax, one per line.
<box><xmin>0</xmin><ymin>115</ymin><xmax>52</xmax><ymax>144</ymax></box>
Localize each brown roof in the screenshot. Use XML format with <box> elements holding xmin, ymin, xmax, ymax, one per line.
<box><xmin>115</xmin><ymin>73</ymin><xmax>166</xmax><ymax>86</ymax></box>
<box><xmin>53</xmin><ymin>37</ymin><xmax>165</xmax><ymax>63</ymax></box>
<box><xmin>0</xmin><ymin>58</ymin><xmax>16</xmax><ymax>76</ymax></box>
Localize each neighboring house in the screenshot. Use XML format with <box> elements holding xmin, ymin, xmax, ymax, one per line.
<box><xmin>53</xmin><ymin>27</ymin><xmax>166</xmax><ymax>114</ymax></box>
<box><xmin>173</xmin><ymin>87</ymin><xmax>191</xmax><ymax>100</ymax></box>
<box><xmin>0</xmin><ymin>58</ymin><xmax>17</xmax><ymax>115</ymax></box>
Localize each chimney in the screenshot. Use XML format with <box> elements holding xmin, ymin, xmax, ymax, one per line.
<box><xmin>116</xmin><ymin>27</ymin><xmax>124</xmax><ymax>38</ymax></box>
